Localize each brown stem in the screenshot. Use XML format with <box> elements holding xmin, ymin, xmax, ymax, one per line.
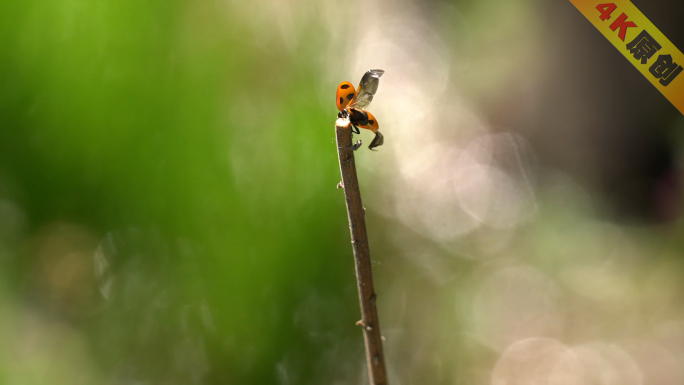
<box><xmin>334</xmin><ymin>119</ymin><xmax>389</xmax><ymax>385</ymax></box>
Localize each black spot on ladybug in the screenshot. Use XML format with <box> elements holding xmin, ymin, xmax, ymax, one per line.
<box><xmin>346</xmin><ymin>94</ymin><xmax>354</xmax><ymax>100</ymax></box>
<box><xmin>369</xmin><ymin>120</ymin><xmax>375</xmax><ymax>125</ymax></box>
<box><xmin>340</xmin><ymin>84</ymin><xmax>350</xmax><ymax>89</ymax></box>
<box><xmin>339</xmin><ymin>97</ymin><xmax>344</xmax><ymax>105</ymax></box>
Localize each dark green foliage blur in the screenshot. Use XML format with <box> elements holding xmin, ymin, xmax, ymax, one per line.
<box><xmin>0</xmin><ymin>1</ymin><xmax>361</xmax><ymax>383</ymax></box>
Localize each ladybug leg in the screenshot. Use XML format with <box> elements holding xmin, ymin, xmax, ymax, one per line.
<box><xmin>351</xmin><ymin>124</ymin><xmax>360</xmax><ymax>135</ymax></box>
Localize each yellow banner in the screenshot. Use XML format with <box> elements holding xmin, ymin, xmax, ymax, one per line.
<box><xmin>568</xmin><ymin>0</ymin><xmax>684</xmax><ymax>115</ymax></box>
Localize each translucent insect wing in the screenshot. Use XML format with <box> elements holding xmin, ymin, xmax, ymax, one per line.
<box><xmin>350</xmin><ymin>93</ymin><xmax>374</xmax><ymax>110</ymax></box>
<box><xmin>369</xmin><ymin>131</ymin><xmax>384</xmax><ymax>150</ymax></box>
<box><xmin>358</xmin><ymin>69</ymin><xmax>384</xmax><ymax>95</ymax></box>
<box><xmin>349</xmin><ymin>69</ymin><xmax>384</xmax><ymax>110</ymax></box>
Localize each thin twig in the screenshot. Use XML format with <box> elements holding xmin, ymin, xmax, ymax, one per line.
<box><xmin>335</xmin><ymin>118</ymin><xmax>389</xmax><ymax>385</ymax></box>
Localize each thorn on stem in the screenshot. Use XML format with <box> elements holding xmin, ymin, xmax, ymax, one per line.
<box><xmin>337</xmin><ymin>181</ymin><xmax>344</xmax><ymax>189</ymax></box>
<box><xmin>338</xmin><ymin>140</ymin><xmax>362</xmax><ymax>151</ymax></box>
<box><xmin>355</xmin><ymin>320</ymin><xmax>373</xmax><ymax>331</ymax></box>
<box><xmin>351</xmin><ymin>140</ymin><xmax>362</xmax><ymax>151</ymax></box>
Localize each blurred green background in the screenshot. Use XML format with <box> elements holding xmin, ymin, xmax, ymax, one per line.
<box><xmin>2</xmin><ymin>0</ymin><xmax>684</xmax><ymax>384</ymax></box>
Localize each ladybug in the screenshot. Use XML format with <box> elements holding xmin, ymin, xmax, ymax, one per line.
<box><xmin>336</xmin><ymin>69</ymin><xmax>384</xmax><ymax>150</ymax></box>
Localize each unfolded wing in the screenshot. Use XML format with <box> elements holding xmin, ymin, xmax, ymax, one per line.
<box><xmin>349</xmin><ymin>69</ymin><xmax>384</xmax><ymax>110</ymax></box>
